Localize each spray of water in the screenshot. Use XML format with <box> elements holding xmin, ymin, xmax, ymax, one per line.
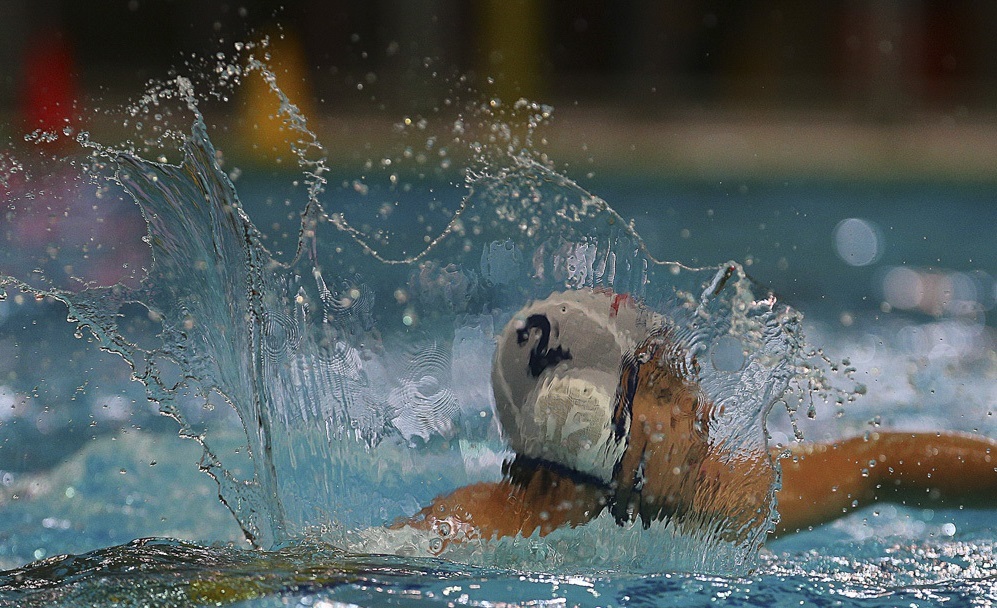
<box><xmin>0</xmin><ymin>45</ymin><xmax>851</xmax><ymax>573</ymax></box>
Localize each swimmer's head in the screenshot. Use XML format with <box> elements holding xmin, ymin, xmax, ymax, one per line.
<box><xmin>492</xmin><ymin>290</ymin><xmax>655</xmax><ymax>481</ymax></box>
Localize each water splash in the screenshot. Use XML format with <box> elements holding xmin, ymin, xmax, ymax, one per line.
<box><xmin>4</xmin><ymin>534</ymin><xmax>995</xmax><ymax>607</ymax></box>
<box><xmin>0</xmin><ymin>55</ymin><xmax>830</xmax><ymax>573</ymax></box>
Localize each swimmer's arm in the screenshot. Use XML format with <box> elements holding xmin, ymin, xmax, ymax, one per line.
<box><xmin>775</xmin><ymin>431</ymin><xmax>997</xmax><ymax>536</ymax></box>
<box><xmin>393</xmin><ymin>470</ymin><xmax>609</xmax><ymax>543</ymax></box>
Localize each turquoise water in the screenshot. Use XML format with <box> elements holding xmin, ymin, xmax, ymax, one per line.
<box><xmin>2</xmin><ymin>536</ymin><xmax>997</xmax><ymax>606</ymax></box>
<box><xmin>1</xmin><ymin>58</ymin><xmax>996</xmax><ymax>605</ymax></box>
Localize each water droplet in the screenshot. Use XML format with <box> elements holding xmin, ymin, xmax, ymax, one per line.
<box><xmin>710</xmin><ymin>335</ymin><xmax>745</xmax><ymax>372</ymax></box>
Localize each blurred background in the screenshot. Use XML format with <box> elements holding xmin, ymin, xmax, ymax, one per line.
<box><xmin>2</xmin><ymin>0</ymin><xmax>997</xmax><ymax>178</ymax></box>
<box><xmin>1</xmin><ymin>0</ymin><xmax>994</xmax><ymax>320</ymax></box>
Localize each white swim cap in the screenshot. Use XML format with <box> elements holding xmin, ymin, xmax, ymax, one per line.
<box><xmin>492</xmin><ymin>290</ymin><xmax>656</xmax><ymax>482</ymax></box>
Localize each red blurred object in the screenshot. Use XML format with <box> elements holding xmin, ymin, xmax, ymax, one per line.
<box><xmin>20</xmin><ymin>29</ymin><xmax>79</xmax><ymax>134</ymax></box>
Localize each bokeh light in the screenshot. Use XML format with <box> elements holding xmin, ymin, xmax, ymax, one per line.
<box><xmin>833</xmin><ymin>218</ymin><xmax>882</xmax><ymax>267</ymax></box>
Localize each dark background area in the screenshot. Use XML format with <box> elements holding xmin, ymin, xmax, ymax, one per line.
<box><xmin>4</xmin><ymin>1</ymin><xmax>997</xmax><ymax>120</ymax></box>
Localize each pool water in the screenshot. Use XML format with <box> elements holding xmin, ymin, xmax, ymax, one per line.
<box><xmin>1</xmin><ymin>172</ymin><xmax>993</xmax><ymax>606</ymax></box>
<box><xmin>2</xmin><ymin>535</ymin><xmax>997</xmax><ymax>607</ymax></box>
<box><xmin>1</xmin><ymin>60</ymin><xmax>996</xmax><ymax>605</ymax></box>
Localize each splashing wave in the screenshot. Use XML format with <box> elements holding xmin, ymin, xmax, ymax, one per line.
<box><xmin>0</xmin><ymin>66</ymin><xmax>820</xmax><ymax>573</ymax></box>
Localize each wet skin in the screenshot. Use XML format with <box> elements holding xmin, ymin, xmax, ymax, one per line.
<box><xmin>398</xmin><ymin>333</ymin><xmax>997</xmax><ymax>546</ymax></box>
<box><xmin>401</xmin><ymin>432</ymin><xmax>997</xmax><ymax>545</ymax></box>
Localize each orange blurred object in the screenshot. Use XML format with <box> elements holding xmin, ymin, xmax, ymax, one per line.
<box><xmin>240</xmin><ymin>31</ymin><xmax>315</xmax><ymax>162</ymax></box>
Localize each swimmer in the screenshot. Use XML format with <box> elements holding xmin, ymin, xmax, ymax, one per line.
<box><xmin>396</xmin><ymin>290</ymin><xmax>997</xmax><ymax>546</ymax></box>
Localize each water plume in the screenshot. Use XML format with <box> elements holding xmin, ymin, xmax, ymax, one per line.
<box><xmin>0</xmin><ymin>53</ymin><xmax>828</xmax><ymax>574</ymax></box>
